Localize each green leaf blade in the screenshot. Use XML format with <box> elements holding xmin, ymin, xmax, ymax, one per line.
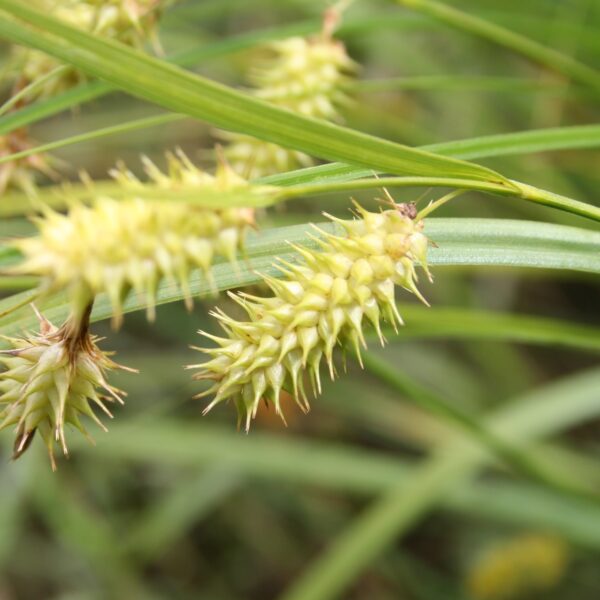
<box><xmin>0</xmin><ymin>1</ymin><xmax>510</xmax><ymax>185</ymax></box>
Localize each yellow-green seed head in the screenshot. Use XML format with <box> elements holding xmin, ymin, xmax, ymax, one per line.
<box><xmin>12</xmin><ymin>153</ymin><xmax>256</xmax><ymax>327</ymax></box>
<box><xmin>11</xmin><ymin>0</ymin><xmax>171</xmax><ymax>99</ymax></box>
<box><xmin>466</xmin><ymin>534</ymin><xmax>569</xmax><ymax>600</ymax></box>
<box><xmin>0</xmin><ymin>307</ymin><xmax>132</xmax><ymax>470</ymax></box>
<box><xmin>224</xmin><ymin>34</ymin><xmax>356</xmax><ymax>178</ymax></box>
<box><xmin>190</xmin><ymin>201</ymin><xmax>430</xmax><ymax>430</ymax></box>
<box><xmin>250</xmin><ymin>36</ymin><xmax>356</xmax><ymax>119</ymax></box>
<box><xmin>110</xmin><ymin>148</ymin><xmax>264</xmax><ymax>205</ymax></box>
<box><xmin>220</xmin><ymin>134</ymin><xmax>314</xmax><ymax>181</ymax></box>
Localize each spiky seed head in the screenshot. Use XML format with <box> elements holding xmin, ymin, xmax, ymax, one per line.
<box><xmin>12</xmin><ymin>159</ymin><xmax>256</xmax><ymax>326</ymax></box>
<box><xmin>190</xmin><ymin>201</ymin><xmax>430</xmax><ymax>430</ymax></box>
<box><xmin>0</xmin><ymin>307</ymin><xmax>134</xmax><ymax>470</ymax></box>
<box><xmin>109</xmin><ymin>147</ymin><xmax>270</xmax><ymax>213</ymax></box>
<box><xmin>10</xmin><ymin>0</ymin><xmax>172</xmax><ymax>100</ymax></box>
<box><xmin>250</xmin><ymin>36</ymin><xmax>357</xmax><ymax>119</ymax></box>
<box><xmin>221</xmin><ymin>134</ymin><xmax>315</xmax><ymax>181</ymax></box>
<box><xmin>223</xmin><ymin>34</ymin><xmax>356</xmax><ymax>178</ymax></box>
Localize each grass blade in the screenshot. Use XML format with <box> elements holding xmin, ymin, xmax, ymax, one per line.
<box><xmin>425</xmin><ymin>124</ymin><xmax>600</xmax><ymax>159</ymax></box>
<box><xmin>0</xmin><ymin>81</ymin><xmax>107</xmax><ymax>136</ymax></box>
<box><xmin>360</xmin><ymin>352</ymin><xmax>599</xmax><ymax>508</ymax></box>
<box><xmin>261</xmin><ymin>124</ymin><xmax>600</xmax><ymax>187</ymax></box>
<box><xmin>281</xmin><ymin>367</ymin><xmax>600</xmax><ymax>600</ymax></box>
<box><xmin>396</xmin><ymin>0</ymin><xmax>600</xmax><ymax>94</ymax></box>
<box><xmin>0</xmin><ymin>2</ymin><xmax>510</xmax><ymax>185</ymax></box>
<box><xmin>1</xmin><ymin>218</ymin><xmax>599</xmax><ymax>336</ymax></box>
<box><xmin>0</xmin><ymin>13</ymin><xmax>427</xmax><ymax>134</ymax></box>
<box><xmin>76</xmin><ymin>417</ymin><xmax>600</xmax><ymax>551</ymax></box>
<box><xmin>391</xmin><ymin>306</ymin><xmax>600</xmax><ymax>352</ymax></box>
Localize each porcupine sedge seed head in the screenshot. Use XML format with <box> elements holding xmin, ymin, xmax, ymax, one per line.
<box><xmin>190</xmin><ymin>201</ymin><xmax>430</xmax><ymax>431</ymax></box>
<box><xmin>223</xmin><ymin>34</ymin><xmax>357</xmax><ymax>178</ymax></box>
<box><xmin>11</xmin><ymin>152</ymin><xmax>257</xmax><ymax>328</ymax></box>
<box><xmin>12</xmin><ymin>0</ymin><xmax>170</xmax><ymax>99</ymax></box>
<box><xmin>0</xmin><ymin>306</ymin><xmax>134</xmax><ymax>470</ymax></box>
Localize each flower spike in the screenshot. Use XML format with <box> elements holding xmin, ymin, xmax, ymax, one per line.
<box><xmin>11</xmin><ymin>152</ymin><xmax>258</xmax><ymax>328</ymax></box>
<box><xmin>191</xmin><ymin>201</ymin><xmax>431</xmax><ymax>429</ymax></box>
<box><xmin>0</xmin><ymin>305</ymin><xmax>135</xmax><ymax>470</ymax></box>
<box><xmin>223</xmin><ymin>11</ymin><xmax>357</xmax><ymax>178</ymax></box>
<box><xmin>9</xmin><ymin>0</ymin><xmax>173</xmax><ymax>101</ymax></box>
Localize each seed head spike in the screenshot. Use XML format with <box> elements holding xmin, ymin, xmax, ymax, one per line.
<box><xmin>0</xmin><ymin>307</ymin><xmax>133</xmax><ymax>469</ymax></box>
<box><xmin>222</xmin><ymin>23</ymin><xmax>356</xmax><ymax>178</ymax></box>
<box><xmin>12</xmin><ymin>151</ymin><xmax>258</xmax><ymax>327</ymax></box>
<box><xmin>191</xmin><ymin>201</ymin><xmax>431</xmax><ymax>428</ymax></box>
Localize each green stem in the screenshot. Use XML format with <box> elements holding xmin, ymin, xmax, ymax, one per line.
<box><xmin>396</xmin><ymin>0</ymin><xmax>600</xmax><ymax>94</ymax></box>
<box><xmin>281</xmin><ymin>177</ymin><xmax>600</xmax><ymax>223</ymax></box>
<box><xmin>1</xmin><ymin>173</ymin><xmax>597</xmax><ymax>226</ymax></box>
<box><xmin>509</xmin><ymin>180</ymin><xmax>600</xmax><ymax>220</ymax></box>
<box><xmin>0</xmin><ymin>113</ymin><xmax>185</xmax><ymax>165</ymax></box>
<box><xmin>352</xmin><ymin>75</ymin><xmax>569</xmax><ymax>94</ymax></box>
<box><xmin>0</xmin><ymin>65</ymin><xmax>69</xmax><ymax>117</ymax></box>
<box><xmin>281</xmin><ymin>177</ymin><xmax>515</xmax><ymax>199</ymax></box>
<box><xmin>0</xmin><ymin>276</ymin><xmax>38</xmax><ymax>290</ymax></box>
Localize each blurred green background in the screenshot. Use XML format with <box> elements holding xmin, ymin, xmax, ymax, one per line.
<box><xmin>1</xmin><ymin>0</ymin><xmax>600</xmax><ymax>598</ymax></box>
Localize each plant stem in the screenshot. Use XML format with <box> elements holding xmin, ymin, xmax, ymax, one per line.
<box><xmin>509</xmin><ymin>180</ymin><xmax>600</xmax><ymax>220</ymax></box>
<box><xmin>0</xmin><ymin>65</ymin><xmax>69</xmax><ymax>117</ymax></box>
<box><xmin>0</xmin><ymin>276</ymin><xmax>38</xmax><ymax>291</ymax></box>
<box><xmin>281</xmin><ymin>177</ymin><xmax>600</xmax><ymax>223</ymax></box>
<box><xmin>0</xmin><ymin>113</ymin><xmax>185</xmax><ymax>166</ymax></box>
<box><xmin>352</xmin><ymin>75</ymin><xmax>569</xmax><ymax>94</ymax></box>
<box><xmin>281</xmin><ymin>177</ymin><xmax>515</xmax><ymax>199</ymax></box>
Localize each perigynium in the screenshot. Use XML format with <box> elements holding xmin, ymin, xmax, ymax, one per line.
<box><xmin>11</xmin><ymin>153</ymin><xmax>258</xmax><ymax>327</ymax></box>
<box><xmin>223</xmin><ymin>12</ymin><xmax>357</xmax><ymax>178</ymax></box>
<box><xmin>0</xmin><ymin>305</ymin><xmax>134</xmax><ymax>470</ymax></box>
<box><xmin>109</xmin><ymin>147</ymin><xmax>275</xmax><ymax>207</ymax></box>
<box><xmin>190</xmin><ymin>200</ymin><xmax>430</xmax><ymax>430</ymax></box>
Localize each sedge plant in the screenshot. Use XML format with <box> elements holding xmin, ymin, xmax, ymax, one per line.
<box><xmin>0</xmin><ymin>1</ymin><xmax>599</xmax><ymax>599</ymax></box>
